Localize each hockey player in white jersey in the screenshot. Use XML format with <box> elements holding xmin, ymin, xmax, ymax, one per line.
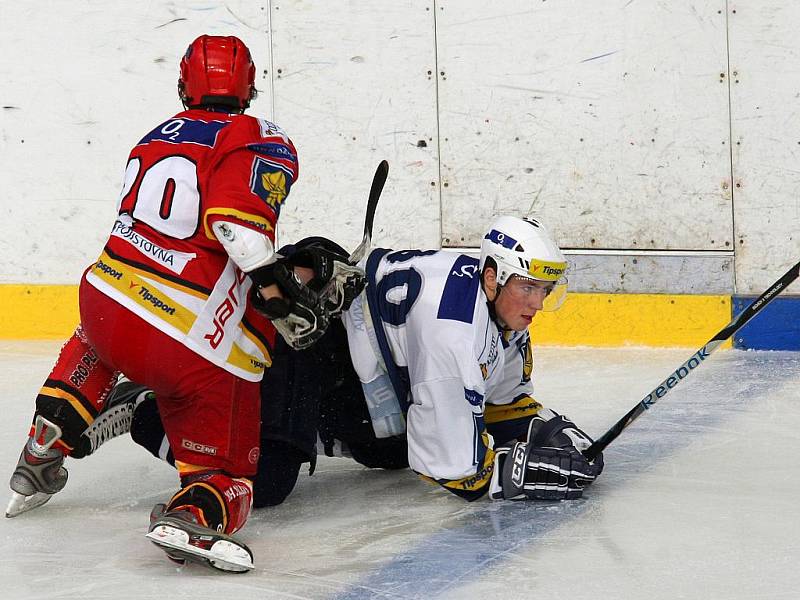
<box><xmin>341</xmin><ymin>215</ymin><xmax>603</xmax><ymax>501</ymax></box>
<box><xmin>82</xmin><ymin>217</ymin><xmax>602</xmax><ymax>505</ymax></box>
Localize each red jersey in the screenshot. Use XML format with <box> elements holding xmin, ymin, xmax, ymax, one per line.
<box><xmin>84</xmin><ymin>109</ymin><xmax>299</xmax><ymax>381</ymax></box>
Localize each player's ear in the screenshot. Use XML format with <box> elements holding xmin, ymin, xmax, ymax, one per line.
<box><xmin>482</xmin><ymin>265</ymin><xmax>498</xmax><ymax>301</ymax></box>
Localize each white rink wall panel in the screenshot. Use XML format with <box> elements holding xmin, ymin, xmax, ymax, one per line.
<box><xmin>1</xmin><ymin>0</ymin><xmax>800</xmax><ymax>296</ymax></box>
<box><xmin>727</xmin><ymin>2</ymin><xmax>800</xmax><ymax>295</ymax></box>
<box><xmin>0</xmin><ymin>1</ymin><xmax>273</xmax><ymax>284</ymax></box>
<box><xmin>270</xmin><ymin>1</ymin><xmax>440</xmax><ymax>252</ymax></box>
<box><xmin>436</xmin><ymin>0</ymin><xmax>732</xmax><ymax>251</ymax></box>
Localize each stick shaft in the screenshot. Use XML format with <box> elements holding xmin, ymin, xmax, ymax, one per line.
<box><xmin>584</xmin><ymin>259</ymin><xmax>800</xmax><ymax>460</ymax></box>
<box><xmin>349</xmin><ymin>160</ymin><xmax>388</xmax><ymax>264</ymax></box>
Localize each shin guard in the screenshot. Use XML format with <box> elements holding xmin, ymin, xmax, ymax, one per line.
<box><xmin>33</xmin><ymin>327</ymin><xmax>119</xmax><ymax>453</ymax></box>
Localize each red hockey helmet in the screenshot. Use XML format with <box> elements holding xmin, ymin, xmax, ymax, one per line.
<box><xmin>178</xmin><ymin>35</ymin><xmax>256</xmax><ymax>111</ymax></box>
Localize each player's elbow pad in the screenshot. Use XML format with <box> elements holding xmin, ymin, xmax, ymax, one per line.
<box><xmin>211</xmin><ymin>220</ymin><xmax>276</xmax><ymax>273</ymax></box>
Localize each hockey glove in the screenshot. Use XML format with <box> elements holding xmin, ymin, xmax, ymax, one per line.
<box><xmin>251</xmin><ymin>262</ymin><xmax>330</xmax><ymax>350</ymax></box>
<box><xmin>283</xmin><ymin>238</ymin><xmax>366</xmax><ymax>316</ymax></box>
<box><xmin>489</xmin><ymin>414</ymin><xmax>603</xmax><ymax>501</ymax></box>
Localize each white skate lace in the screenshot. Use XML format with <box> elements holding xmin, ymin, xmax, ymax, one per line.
<box><xmin>83</xmin><ymin>386</ymin><xmax>149</xmax><ymax>453</ymax></box>
<box><xmin>85</xmin><ymin>403</ymin><xmax>136</xmax><ymax>453</ymax></box>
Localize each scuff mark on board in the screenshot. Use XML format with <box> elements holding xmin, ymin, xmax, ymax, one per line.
<box><xmin>581</xmin><ymin>50</ymin><xmax>620</xmax><ymax>63</ymax></box>
<box><xmin>226</xmin><ymin>5</ymin><xmax>261</xmax><ymax>31</ymax></box>
<box><xmin>155</xmin><ymin>18</ymin><xmax>187</xmax><ymax>29</ymax></box>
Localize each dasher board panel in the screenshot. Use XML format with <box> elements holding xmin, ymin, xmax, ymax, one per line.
<box><xmin>728</xmin><ymin>2</ymin><xmax>800</xmax><ymax>295</ymax></box>
<box><xmin>270</xmin><ymin>1</ymin><xmax>441</xmax><ymax>252</ymax></box>
<box><xmin>436</xmin><ymin>1</ymin><xmax>732</xmax><ymax>252</ymax></box>
<box><xmin>0</xmin><ymin>2</ymin><xmax>273</xmax><ymax>283</ymax></box>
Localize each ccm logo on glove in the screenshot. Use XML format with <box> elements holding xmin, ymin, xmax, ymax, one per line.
<box><xmin>511</xmin><ymin>443</ymin><xmax>527</xmax><ymax>487</ymax></box>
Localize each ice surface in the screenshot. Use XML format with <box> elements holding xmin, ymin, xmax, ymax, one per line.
<box><xmin>1</xmin><ymin>341</ymin><xmax>799</xmax><ymax>599</ymax></box>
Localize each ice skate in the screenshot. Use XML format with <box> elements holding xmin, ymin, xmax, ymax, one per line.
<box><xmin>146</xmin><ymin>503</ymin><xmax>254</xmax><ymax>573</ymax></box>
<box><xmin>77</xmin><ymin>379</ymin><xmax>153</xmax><ymax>456</ymax></box>
<box><xmin>7</xmin><ymin>416</ymin><xmax>68</xmax><ymax>518</ymax></box>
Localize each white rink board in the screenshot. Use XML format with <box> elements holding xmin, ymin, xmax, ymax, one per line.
<box><xmin>0</xmin><ymin>1</ymin><xmax>274</xmax><ymax>284</ymax></box>
<box><xmin>270</xmin><ymin>0</ymin><xmax>441</xmax><ymax>252</ymax></box>
<box><xmin>2</xmin><ymin>1</ymin><xmax>800</xmax><ymax>294</ymax></box>
<box><xmin>728</xmin><ymin>2</ymin><xmax>800</xmax><ymax>294</ymax></box>
<box><xmin>436</xmin><ymin>0</ymin><xmax>732</xmax><ymax>251</ymax></box>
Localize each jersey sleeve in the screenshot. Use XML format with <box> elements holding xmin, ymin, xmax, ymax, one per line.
<box><xmin>405</xmin><ymin>341</ymin><xmax>496</xmax><ymax>502</ymax></box>
<box><xmin>203</xmin><ymin>121</ymin><xmax>299</xmax><ymax>245</ymax></box>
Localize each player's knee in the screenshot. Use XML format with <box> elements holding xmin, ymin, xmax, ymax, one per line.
<box><xmin>349</xmin><ymin>437</ymin><xmax>409</xmax><ymax>470</ymax></box>
<box><xmin>252</xmin><ymin>440</ymin><xmax>306</xmax><ymax>508</ymax></box>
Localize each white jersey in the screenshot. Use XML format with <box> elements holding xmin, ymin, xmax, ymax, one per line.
<box><xmin>344</xmin><ymin>249</ymin><xmax>546</xmax><ymax>499</ymax></box>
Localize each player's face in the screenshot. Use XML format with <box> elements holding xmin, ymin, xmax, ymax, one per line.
<box><xmin>495</xmin><ymin>275</ymin><xmax>553</xmax><ymax>331</ymax></box>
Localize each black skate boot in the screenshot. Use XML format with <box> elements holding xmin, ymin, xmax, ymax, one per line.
<box><xmin>146</xmin><ymin>503</ymin><xmax>254</xmax><ymax>573</ymax></box>
<box><xmin>6</xmin><ymin>416</ymin><xmax>68</xmax><ymax>518</ymax></box>
<box><xmin>74</xmin><ymin>379</ymin><xmax>153</xmax><ymax>457</ymax></box>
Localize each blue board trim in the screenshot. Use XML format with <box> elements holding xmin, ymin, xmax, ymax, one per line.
<box><xmin>732</xmin><ymin>296</ymin><xmax>800</xmax><ymax>351</ymax></box>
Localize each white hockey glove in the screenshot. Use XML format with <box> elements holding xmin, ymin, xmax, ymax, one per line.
<box><xmin>489</xmin><ymin>414</ymin><xmax>603</xmax><ymax>501</ymax></box>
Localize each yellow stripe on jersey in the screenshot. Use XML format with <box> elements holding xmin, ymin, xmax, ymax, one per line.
<box><xmin>203</xmin><ymin>208</ymin><xmax>274</xmax><ymax>240</ymax></box>
<box><xmin>102</xmin><ymin>251</ymin><xmax>210</xmax><ymax>300</ymax></box>
<box><xmin>484</xmin><ymin>395</ymin><xmax>543</xmax><ymax>425</ymax></box>
<box><xmin>420</xmin><ymin>434</ymin><xmax>497</xmax><ymax>500</ymax></box>
<box><xmin>39</xmin><ymin>385</ymin><xmax>94</xmax><ymax>427</ymax></box>
<box><xmin>91</xmin><ymin>252</ymin><xmax>196</xmax><ymax>334</ymax></box>
<box><xmin>239</xmin><ymin>323</ymin><xmax>272</xmax><ymax>367</ymax></box>
<box><xmin>227</xmin><ymin>341</ymin><xmax>270</xmax><ymax>377</ymax></box>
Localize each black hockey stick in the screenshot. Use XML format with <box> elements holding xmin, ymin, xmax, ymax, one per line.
<box><xmin>584</xmin><ymin>258</ymin><xmax>800</xmax><ymax>461</ymax></box>
<box><xmin>316</xmin><ymin>160</ymin><xmax>388</xmax><ymax>314</ymax></box>
<box><xmin>348</xmin><ymin>160</ymin><xmax>389</xmax><ymax>264</ymax></box>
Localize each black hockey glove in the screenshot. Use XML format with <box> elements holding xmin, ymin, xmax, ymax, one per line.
<box><xmin>489</xmin><ymin>414</ymin><xmax>603</xmax><ymax>501</ymax></box>
<box><xmin>251</xmin><ymin>262</ymin><xmax>330</xmax><ymax>350</ymax></box>
<box><xmin>282</xmin><ymin>238</ymin><xmax>366</xmax><ymax>316</ymax></box>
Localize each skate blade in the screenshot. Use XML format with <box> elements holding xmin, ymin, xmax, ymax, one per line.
<box><xmin>6</xmin><ymin>491</ymin><xmax>53</xmax><ymax>518</ymax></box>
<box><xmin>146</xmin><ymin>524</ymin><xmax>254</xmax><ymax>573</ymax></box>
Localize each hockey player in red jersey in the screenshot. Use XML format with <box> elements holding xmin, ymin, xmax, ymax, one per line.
<box><xmin>5</xmin><ymin>35</ymin><xmax>333</xmax><ymax>572</ymax></box>
<box><xmin>113</xmin><ymin>218</ymin><xmax>604</xmax><ymax>507</ymax></box>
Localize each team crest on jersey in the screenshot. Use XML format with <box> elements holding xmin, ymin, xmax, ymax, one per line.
<box><xmin>520</xmin><ymin>339</ymin><xmax>533</xmax><ymax>383</ymax></box>
<box><xmin>250</xmin><ymin>157</ymin><xmax>289</xmax><ymax>211</ymax></box>
<box><xmin>479</xmin><ymin>362</ymin><xmax>489</xmax><ymax>380</ymax></box>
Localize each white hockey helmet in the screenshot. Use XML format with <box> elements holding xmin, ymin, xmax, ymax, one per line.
<box><xmin>479</xmin><ymin>215</ymin><xmax>568</xmax><ymax>311</ymax></box>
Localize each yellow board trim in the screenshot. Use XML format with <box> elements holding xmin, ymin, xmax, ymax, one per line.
<box><xmin>530</xmin><ymin>293</ymin><xmax>733</xmax><ymax>349</ymax></box>
<box><xmin>1</xmin><ymin>285</ymin><xmax>732</xmax><ymax>348</ymax></box>
<box><xmin>0</xmin><ymin>285</ymin><xmax>80</xmax><ymax>339</ymax></box>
